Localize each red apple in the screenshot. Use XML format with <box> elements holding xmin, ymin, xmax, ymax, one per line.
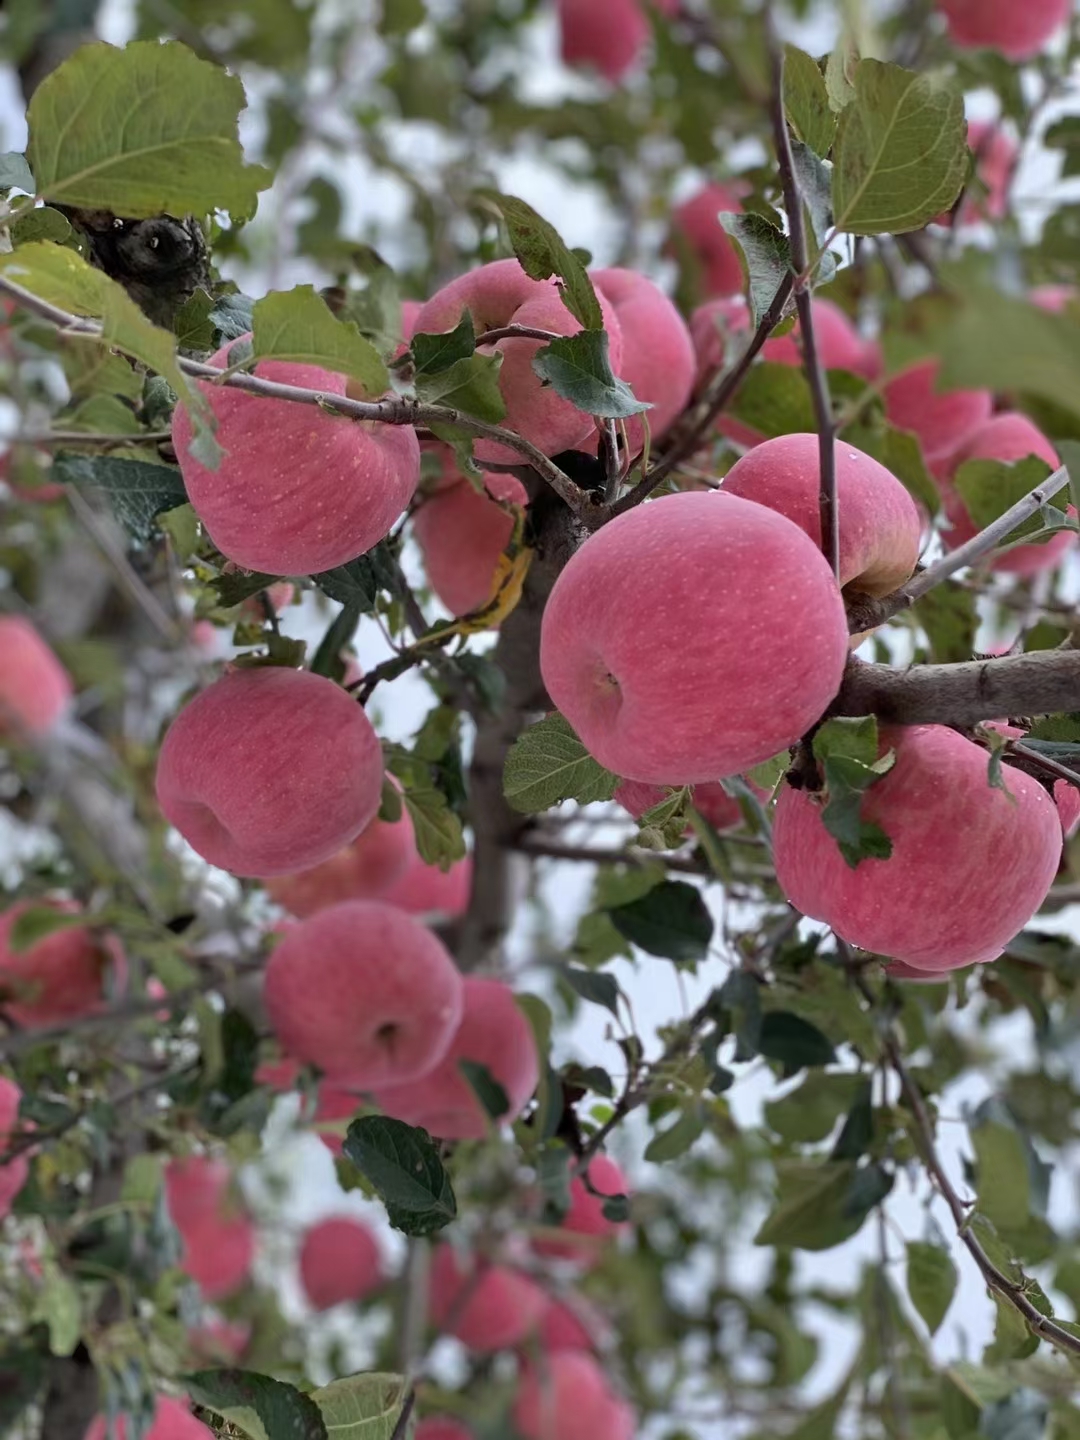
<box><xmin>0</xmin><ymin>1076</ymin><xmax>28</xmax><ymax>1221</ymax></box>
<box><xmin>882</xmin><ymin>359</ymin><xmax>993</xmax><ymax>475</ymax></box>
<box><xmin>371</xmin><ymin>976</ymin><xmax>539</xmax><ymax>1140</ymax></box>
<box><xmin>1031</xmin><ymin>285</ymin><xmax>1074</xmax><ymax>314</ymax></box>
<box><xmin>412</xmin><ymin>259</ymin><xmax>623</xmax><ymax>465</ymax></box>
<box><xmin>186</xmin><ymin>1317</ymin><xmax>251</xmax><ymax>1364</ymax></box>
<box><xmin>773</xmin><ymin>724</ymin><xmax>1062</xmax><ymax>972</ymax></box>
<box><xmin>264</xmin><ymin>900</ymin><xmax>465</xmax><ymax>1084</ymax></box>
<box><xmin>513</xmin><ymin>1352</ymin><xmax>634</xmax><ymax>1440</ymax></box>
<box><xmin>615</xmin><ymin>778</ymin><xmax>758</xmax><ymax>833</ymax></box>
<box><xmin>935</xmin><ymin>0</ymin><xmax>1070</xmax><ymax>60</ymax></box>
<box><xmin>721</xmin><ymin>433</ymin><xmax>922</xmax><ymax>599</ymax></box>
<box><xmin>381</xmin><ymin>854</ymin><xmax>473</xmax><ymax>919</ymax></box>
<box><xmin>84</xmin><ymin>1398</ymin><xmax>214</xmax><ymax>1440</ymax></box>
<box><xmin>557</xmin><ymin>0</ymin><xmax>675</xmax><ymax>82</ymax></box>
<box><xmin>172</xmin><ymin>337</ymin><xmax>419</xmax><ymax>574</ymax></box>
<box><xmin>670</xmin><ymin>183</ymin><xmax>746</xmax><ymax>299</ymax></box>
<box><xmin>533</xmin><ymin>1292</ymin><xmax>606</xmax><ymax>1352</ymax></box>
<box><xmin>155</xmin><ymin>667</ymin><xmax>384</xmax><ymax>878</ymax></box>
<box><xmin>413</xmin><ymin>472</ymin><xmax>528</xmax><ymax>617</ymax></box>
<box><xmin>534</xmin><ymin>1155</ymin><xmax>630</xmax><ymax>1264</ymax></box>
<box><xmin>429</xmin><ymin>1244</ymin><xmax>548</xmax><ymax>1351</ymax></box>
<box><xmin>0</xmin><ymin>900</ymin><xmax>125</xmax><ymax>1028</ymax></box>
<box><xmin>312</xmin><ymin>1079</ymin><xmax>363</xmax><ymax>1156</ymax></box>
<box><xmin>299</xmin><ymin>1215</ymin><xmax>383</xmax><ymax>1311</ymax></box>
<box><xmin>415</xmin><ymin>1420</ymin><xmax>475</xmax><ymax>1440</ymax></box>
<box><xmin>0</xmin><ymin>616</ymin><xmax>73</xmax><ymax>736</ymax></box>
<box><xmin>539</xmin><ymin>491</ymin><xmax>849</xmax><ymax>784</ymax></box>
<box><xmin>164</xmin><ymin>1156</ymin><xmax>255</xmax><ymax>1301</ymax></box>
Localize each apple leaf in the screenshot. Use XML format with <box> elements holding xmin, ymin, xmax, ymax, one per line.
<box><xmin>730</xmin><ymin>362</ymin><xmax>815</xmax><ymax>438</ymax></box>
<box><xmin>52</xmin><ymin>453</ymin><xmax>188</xmax><ymax>544</ymax></box>
<box><xmin>399</xmin><ymin>784</ymin><xmax>467</xmax><ymax>869</ymax></box>
<box><xmin>251</xmin><ymin>287</ymin><xmax>389</xmax><ymax>397</ymax></box>
<box><xmin>343</xmin><ymin>1116</ymin><xmax>457</xmax><ymax>1236</ymax></box>
<box><xmin>532</xmin><ymin>330</ymin><xmax>649</xmax><ymax>419</ymax></box>
<box><xmin>754</xmin><ymin>1160</ymin><xmax>893</xmax><ymax>1250</ymax></box>
<box><xmin>185</xmin><ymin>1369</ymin><xmax>328</xmax><ymax>1440</ymax></box>
<box><xmin>910</xmin><ymin>585</ymin><xmax>978</xmax><ymax>664</ymax></box>
<box><xmin>0</xmin><ymin>152</ymin><xmax>33</xmax><ymax>192</ymax></box>
<box><xmin>503</xmin><ymin>713</ymin><xmax>618</xmax><ymax>813</ymax></box>
<box><xmin>644</xmin><ymin>1106</ymin><xmax>706</xmax><ymax>1163</ymax></box>
<box><xmin>764</xmin><ymin>1072</ymin><xmax>861</xmax><ymax>1144</ymax></box>
<box><xmin>719</xmin><ymin>212</ymin><xmax>792</xmax><ymax>328</ymax></box>
<box><xmin>410</xmin><ymin>310</ymin><xmax>476</xmax><ymax>375</ymax></box>
<box><xmin>459</xmin><ymin>1060</ymin><xmax>511</xmax><ymax>1122</ymax></box>
<box><xmin>784</xmin><ymin>46</ymin><xmax>836</xmax><ymax>157</ymax></box>
<box><xmin>475</xmin><ymin>189</ymin><xmax>603</xmax><ymax>331</ymax></box>
<box><xmin>309</xmin><ymin>1373</ymin><xmax>410</xmax><ymax>1440</ymax></box>
<box><xmin>953</xmin><ymin>456</ymin><xmax>1064</xmax><ymax>545</ymax></box>
<box><xmin>812</xmin><ymin>716</ymin><xmax>895</xmax><ymax>869</ymax></box>
<box><xmin>831</xmin><ymin>60</ymin><xmax>968</xmax><ymax>234</ymax></box>
<box><xmin>562</xmin><ymin>965</ymin><xmax>621</xmax><ymax>1016</ymax></box>
<box><xmin>7</xmin><ymin>906</ymin><xmax>95</xmax><ymax>954</ymax></box>
<box><xmin>27</xmin><ymin>40</ymin><xmax>271</xmax><ymax>218</ymax></box>
<box><xmin>757</xmin><ymin>1012</ymin><xmax>836</xmax><ymax>1077</ymax></box>
<box><xmin>606</xmin><ymin>881</ymin><xmax>714</xmax><ymax>965</ymax></box>
<box><xmin>415</xmin><ymin>352</ymin><xmax>506</xmax><ymax>424</ymax></box>
<box><xmin>906</xmin><ymin>1240</ymin><xmax>958</xmax><ymax>1336</ymax></box>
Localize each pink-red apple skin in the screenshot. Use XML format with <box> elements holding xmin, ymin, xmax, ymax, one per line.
<box><xmin>670</xmin><ymin>184</ymin><xmax>746</xmax><ymax>299</ymax></box>
<box><xmin>381</xmin><ymin>854</ymin><xmax>473</xmax><ymax>919</ymax></box>
<box><xmin>534</xmin><ymin>1155</ymin><xmax>630</xmax><ymax>1264</ymax></box>
<box><xmin>0</xmin><ymin>616</ymin><xmax>73</xmax><ymax>736</ymax></box>
<box><xmin>882</xmin><ymin>359</ymin><xmax>993</xmax><ymax>475</ymax></box>
<box><xmin>155</xmin><ymin>667</ymin><xmax>384</xmax><ymax>878</ymax></box>
<box><xmin>413</xmin><ymin>472</ymin><xmax>527</xmax><ymax>617</ymax></box>
<box><xmin>1032</xmin><ymin>285</ymin><xmax>1074</xmax><ymax>314</ymax></box>
<box><xmin>371</xmin><ymin>976</ymin><xmax>539</xmax><ymax>1140</ymax></box>
<box><xmin>557</xmin><ymin>0</ymin><xmax>677</xmax><ymax>82</ymax></box>
<box><xmin>312</xmin><ymin>1080</ymin><xmax>362</xmax><ymax>1156</ymax></box>
<box><xmin>415</xmin><ymin>1420</ymin><xmax>475</xmax><ymax>1440</ymax></box>
<box><xmin>942</xmin><ymin>413</ymin><xmax>1072</xmax><ymax>576</ymax></box>
<box><xmin>264</xmin><ymin>900</ymin><xmax>464</xmax><ymax>1085</ymax></box>
<box><xmin>0</xmin><ymin>900</ymin><xmax>125</xmax><ymax>1028</ymax></box>
<box><xmin>591</xmin><ymin>267</ymin><xmax>696</xmax><ymax>454</ymax></box>
<box><xmin>936</xmin><ymin>0</ymin><xmax>1070</xmax><ymax>60</ymax></box>
<box><xmin>615</xmin><ymin>779</ymin><xmax>755</xmax><ymax>834</ymax></box>
<box><xmin>266</xmin><ymin>791</ymin><xmax>416</xmax><ymax>917</ymax></box>
<box><xmin>84</xmin><ymin>1398</ymin><xmax>215</xmax><ymax>1440</ymax></box>
<box><xmin>1056</xmin><ymin>782</ymin><xmax>1080</xmax><ymax>839</ymax></box>
<box><xmin>722</xmin><ymin>433</ymin><xmax>922</xmax><ymax>599</ymax></box>
<box><xmin>299</xmin><ymin>1215</ymin><xmax>383</xmax><ymax>1311</ymax></box>
<box><xmin>773</xmin><ymin>725</ymin><xmax>1062</xmax><ymax>972</ymax></box>
<box><xmin>533</xmin><ymin>1293</ymin><xmax>606</xmax><ymax>1352</ymax></box>
<box><xmin>172</xmin><ymin>339</ymin><xmax>419</xmax><ymax>574</ymax></box>
<box><xmin>413</xmin><ymin>259</ymin><xmax>623</xmax><ymax>465</ymax></box>
<box><xmin>0</xmin><ymin>1076</ymin><xmax>29</xmax><ymax>1221</ymax></box>
<box><xmin>164</xmin><ymin>1156</ymin><xmax>255</xmax><ymax>1301</ymax></box>
<box><xmin>429</xmin><ymin>1245</ymin><xmax>548</xmax><ymax>1351</ymax></box>
<box><xmin>513</xmin><ymin>1352</ymin><xmax>634</xmax><ymax>1440</ymax></box>
<box><xmin>539</xmin><ymin>491</ymin><xmax>849</xmax><ymax>784</ymax></box>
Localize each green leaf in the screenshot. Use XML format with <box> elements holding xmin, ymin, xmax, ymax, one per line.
<box><xmin>970</xmin><ymin>1120</ymin><xmax>1031</xmax><ymax>1232</ymax></box>
<box><xmin>757</xmin><ymin>1012</ymin><xmax>836</xmax><ymax>1076</ymax></box>
<box><xmin>11</xmin><ymin>206</ymin><xmax>72</xmax><ymax>247</ymax></box>
<box><xmin>415</xmin><ymin>352</ymin><xmax>507</xmax><ymax>425</ymax></box>
<box><xmin>754</xmin><ymin>1160</ymin><xmax>892</xmax><ymax>1250</ymax></box>
<box><xmin>310</xmin><ymin>601</ymin><xmax>363</xmax><ymax>682</ymax></box>
<box><xmin>0</xmin><ymin>1333</ymin><xmax>48</xmax><ymax>1433</ymax></box>
<box><xmin>830</xmin><ymin>1078</ymin><xmax>874</xmax><ymax>1161</ymax></box>
<box><xmin>906</xmin><ymin>1240</ymin><xmax>958</xmax><ymax>1335</ymax></box>
<box><xmin>719</xmin><ymin>212</ymin><xmax>792</xmax><ymax>328</ymax></box>
<box><xmin>251</xmin><ymin>287</ymin><xmax>389</xmax><ymax>397</ymax></box>
<box><xmin>311</xmin><ymin>556</ymin><xmax>383</xmax><ymax>610</ymax></box>
<box><xmin>535</xmin><ymin>1141</ymin><xmax>572</xmax><ymax>1221</ymax></box>
<box><xmin>53</xmin><ymin>452</ymin><xmax>188</xmax><ymax>544</ymax></box>
<box><xmin>784</xmin><ymin>46</ymin><xmax>836</xmax><ymax>156</ymax></box>
<box><xmin>27</xmin><ymin>40</ymin><xmax>271</xmax><ymax>218</ymax></box>
<box><xmin>953</xmin><ymin>457</ymin><xmax>1061</xmax><ymax>545</ymax></box>
<box><xmin>764</xmin><ymin>1072</ymin><xmax>860</xmax><ymax>1143</ymax></box>
<box><xmin>0</xmin><ymin>152</ymin><xmax>33</xmax><ymax>191</ymax></box>
<box><xmin>531</xmin><ymin>330</ymin><xmax>648</xmax><ymax>420</ymax></box>
<box><xmin>310</xmin><ymin>1373</ymin><xmax>410</xmax><ymax>1440</ymax></box>
<box><xmin>342</xmin><ymin>1116</ymin><xmax>456</xmax><ymax>1236</ymax></box>
<box><xmin>458</xmin><ymin>1060</ymin><xmax>511</xmax><ymax>1121</ymax></box>
<box><xmin>211</xmin><ymin>293</ymin><xmax>255</xmax><ymax>342</ymax></box>
<box><xmin>400</xmin><ymin>785</ymin><xmax>466</xmax><ymax>869</ymax></box>
<box><xmin>606</xmin><ymin>880</ymin><xmax>713</xmax><ymax>964</ymax></box>
<box><xmin>910</xmin><ymin>585</ymin><xmax>978</xmax><ymax>665</ymax></box>
<box><xmin>644</xmin><ymin>1105</ymin><xmax>706</xmax><ymax>1163</ymax></box>
<box><xmin>7</xmin><ymin>905</ymin><xmax>90</xmax><ymax>953</ymax></box>
<box><xmin>185</xmin><ymin>1369</ymin><xmax>328</xmax><ymax>1440</ymax></box>
<box><xmin>503</xmin><ymin>713</ymin><xmax>618</xmax><ymax>813</ymax></box>
<box><xmin>812</xmin><ymin>717</ymin><xmax>895</xmax><ymax>868</ymax></box>
<box><xmin>831</xmin><ymin>60</ymin><xmax>968</xmax><ymax>235</ymax></box>
<box><xmin>173</xmin><ymin>287</ymin><xmax>216</xmax><ymax>351</ymax></box>
<box><xmin>719</xmin><ymin>970</ymin><xmax>763</xmax><ymax>1062</ymax></box>
<box><xmin>32</xmin><ymin>1265</ymin><xmax>80</xmax><ymax>1357</ymax></box>
<box><xmin>730</xmin><ymin>362</ymin><xmax>815</xmax><ymax>437</ymax></box>
<box><xmin>410</xmin><ymin>311</ymin><xmax>476</xmax><ymax>375</ymax></box>
<box><xmin>476</xmin><ymin>189</ymin><xmax>603</xmax><ymax>331</ymax></box>
<box><xmin>562</xmin><ymin>965</ymin><xmax>621</xmax><ymax>1016</ymax></box>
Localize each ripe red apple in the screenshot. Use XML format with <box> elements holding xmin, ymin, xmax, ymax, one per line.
<box><xmin>0</xmin><ymin>900</ymin><xmax>125</xmax><ymax>1028</ymax></box>
<box><xmin>692</xmin><ymin>297</ymin><xmax>880</xmax><ymax>384</ymax></box>
<box><xmin>429</xmin><ymin>1244</ymin><xmax>548</xmax><ymax>1351</ymax></box>
<box><xmin>882</xmin><ymin>359</ymin><xmax>993</xmax><ymax>476</ymax></box>
<box><xmin>935</xmin><ymin>0</ymin><xmax>1070</xmax><ymax>60</ymax></box>
<box><xmin>415</xmin><ymin>1419</ymin><xmax>475</xmax><ymax>1440</ymax></box>
<box><xmin>312</xmin><ymin>1079</ymin><xmax>362</xmax><ymax>1156</ymax></box>
<box><xmin>171</xmin><ymin>337</ymin><xmax>420</xmax><ymax>574</ymax></box>
<box><xmin>299</xmin><ymin>1215</ymin><xmax>383</xmax><ymax>1311</ymax></box>
<box><xmin>590</xmin><ymin>267</ymin><xmax>696</xmax><ymax>454</ymax></box>
<box><xmin>533</xmin><ymin>1293</ymin><xmax>606</xmax><ymax>1352</ymax></box>
<box><xmin>84</xmin><ymin>1398</ymin><xmax>215</xmax><ymax>1440</ymax></box>
<box><xmin>513</xmin><ymin>1352</ymin><xmax>634</xmax><ymax>1440</ymax></box>
<box><xmin>266</xmin><ymin>786</ymin><xmax>416</xmax><ymax>916</ymax></box>
<box><xmin>155</xmin><ymin>666</ymin><xmax>384</xmax><ymax>878</ymax></box>
<box><xmin>1031</xmin><ymin>285</ymin><xmax>1074</xmax><ymax>314</ymax></box>
<box><xmin>0</xmin><ymin>616</ymin><xmax>73</xmax><ymax>736</ymax></box>
<box><xmin>0</xmin><ymin>1076</ymin><xmax>29</xmax><ymax>1221</ymax></box>
<box><xmin>773</xmin><ymin>724</ymin><xmax>1062</xmax><ymax>972</ymax></box>
<box><xmin>264</xmin><ymin>899</ymin><xmax>464</xmax><ymax>1084</ymax></box>
<box><xmin>371</xmin><ymin>976</ymin><xmax>539</xmax><ymax>1140</ymax></box>
<box><xmin>534</xmin><ymin>1155</ymin><xmax>630</xmax><ymax>1264</ymax></box>
<box><xmin>164</xmin><ymin>1156</ymin><xmax>255</xmax><ymax>1301</ymax></box>
<box><xmin>722</xmin><ymin>433</ymin><xmax>922</xmax><ymax>599</ymax></box>
<box><xmin>539</xmin><ymin>491</ymin><xmax>849</xmax><ymax>784</ymax></box>
<box><xmin>413</xmin><ymin>472</ymin><xmax>528</xmax><ymax>617</ymax></box>
<box><xmin>381</xmin><ymin>854</ymin><xmax>473</xmax><ymax>919</ymax></box>
<box><xmin>941</xmin><ymin>412</ymin><xmax>1072</xmax><ymax>576</ymax></box>
<box><xmin>670</xmin><ymin>183</ymin><xmax>746</xmax><ymax>299</ymax></box>
<box><xmin>413</xmin><ymin>259</ymin><xmax>623</xmax><ymax>465</ymax></box>
<box><xmin>1056</xmin><ymin>782</ymin><xmax>1080</xmax><ymax>839</ymax></box>
<box><xmin>557</xmin><ymin>0</ymin><xmax>676</xmax><ymax>82</ymax></box>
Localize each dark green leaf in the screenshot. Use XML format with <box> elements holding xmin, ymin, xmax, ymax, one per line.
<box><xmin>644</xmin><ymin>1106</ymin><xmax>706</xmax><ymax>1163</ymax></box>
<box><xmin>173</xmin><ymin>287</ymin><xmax>216</xmax><ymax>351</ymax></box>
<box><xmin>911</xmin><ymin>585</ymin><xmax>979</xmax><ymax>664</ymax></box>
<box><xmin>458</xmin><ymin>1060</ymin><xmax>510</xmax><ymax>1121</ymax></box>
<box><xmin>953</xmin><ymin>456</ymin><xmax>1062</xmax><ymax>546</ymax></box>
<box><xmin>906</xmin><ymin>1240</ymin><xmax>958</xmax><ymax>1335</ymax></box>
<box><xmin>719</xmin><ymin>212</ymin><xmax>792</xmax><ymax>328</ymax></box>
<box><xmin>830</xmin><ymin>1078</ymin><xmax>874</xmax><ymax>1161</ymax></box>
<box><xmin>812</xmin><ymin>717</ymin><xmax>895</xmax><ymax>868</ymax></box>
<box><xmin>755</xmin><ymin>1160</ymin><xmax>892</xmax><ymax>1250</ymax></box>
<box><xmin>503</xmin><ymin>713</ymin><xmax>618</xmax><ymax>812</ymax></box>
<box><xmin>562</xmin><ymin>966</ymin><xmax>620</xmax><ymax>1017</ymax></box>
<box><xmin>399</xmin><ymin>785</ymin><xmax>466</xmax><ymax>869</ymax></box>
<box><xmin>532</xmin><ymin>330</ymin><xmax>649</xmax><ymax>420</ymax></box>
<box><xmin>765</xmin><ymin>1072</ymin><xmax>860</xmax><ymax>1143</ymax></box>
<box><xmin>415</xmin><ymin>352</ymin><xmax>507</xmax><ymax>424</ymax></box>
<box><xmin>410</xmin><ymin>311</ymin><xmax>476</xmax><ymax>376</ymax></box>
<box><xmin>970</xmin><ymin>1120</ymin><xmax>1032</xmax><ymax>1232</ymax></box>
<box><xmin>53</xmin><ymin>452</ymin><xmax>188</xmax><ymax>544</ymax></box>
<box><xmin>310</xmin><ymin>557</ymin><xmax>381</xmax><ymax>610</ymax></box>
<box><xmin>536</xmin><ymin>1141</ymin><xmax>572</xmax><ymax>1222</ymax></box>
<box><xmin>252</xmin><ymin>286</ymin><xmax>389</xmax><ymax>397</ymax></box>
<box><xmin>185</xmin><ymin>1369</ymin><xmax>328</xmax><ymax>1440</ymax></box>
<box><xmin>210</xmin><ymin>293</ymin><xmax>255</xmax><ymax>342</ymax></box>
<box><xmin>784</xmin><ymin>47</ymin><xmax>836</xmax><ymax>156</ymax></box>
<box><xmin>719</xmin><ymin>970</ymin><xmax>763</xmax><ymax>1062</ymax></box>
<box><xmin>758</xmin><ymin>1012</ymin><xmax>836</xmax><ymax>1077</ymax></box>
<box><xmin>476</xmin><ymin>190</ymin><xmax>603</xmax><ymax>331</ymax></box>
<box><xmin>343</xmin><ymin>1116</ymin><xmax>456</xmax><ymax>1236</ymax></box>
<box><xmin>607</xmin><ymin>881</ymin><xmax>713</xmax><ymax>964</ymax></box>
<box><xmin>0</xmin><ymin>1330</ymin><xmax>48</xmax><ymax>1431</ymax></box>
<box><xmin>0</xmin><ymin>152</ymin><xmax>34</xmax><ymax>192</ymax></box>
<box><xmin>310</xmin><ymin>601</ymin><xmax>363</xmax><ymax>681</ymax></box>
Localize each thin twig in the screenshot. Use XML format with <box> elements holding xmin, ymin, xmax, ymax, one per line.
<box><xmin>5</xmin><ymin>430</ymin><xmax>172</xmax><ymax>447</ymax></box>
<box><xmin>1010</xmin><ymin>740</ymin><xmax>1080</xmax><ymax>790</ymax></box>
<box><xmin>65</xmin><ymin>487</ymin><xmax>182</xmax><ymax>643</ymax></box>
<box><xmin>474</xmin><ymin>324</ymin><xmax>563</xmax><ymax>347</ymax></box>
<box><xmin>515</xmin><ymin>836</ymin><xmax>714</xmax><ymax>874</ymax></box>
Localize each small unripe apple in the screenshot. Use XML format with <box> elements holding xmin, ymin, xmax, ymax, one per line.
<box><xmin>670</xmin><ymin>184</ymin><xmax>746</xmax><ymax>299</ymax></box>
<box><xmin>773</xmin><ymin>725</ymin><xmax>1062</xmax><ymax>972</ymax></box>
<box><xmin>299</xmin><ymin>1215</ymin><xmax>383</xmax><ymax>1311</ymax></box>
<box><xmin>164</xmin><ymin>1156</ymin><xmax>255</xmax><ymax>1301</ymax></box>
<box><xmin>413</xmin><ymin>472</ymin><xmax>527</xmax><ymax>617</ymax></box>
<box><xmin>513</xmin><ymin>1352</ymin><xmax>634</xmax><ymax>1440</ymax></box>
<box><xmin>155</xmin><ymin>667</ymin><xmax>384</xmax><ymax>878</ymax></box>
<box><xmin>534</xmin><ymin>1155</ymin><xmax>630</xmax><ymax>1264</ymax></box>
<box><xmin>722</xmin><ymin>433</ymin><xmax>922</xmax><ymax>599</ymax></box>
<box><xmin>171</xmin><ymin>338</ymin><xmax>420</xmax><ymax>574</ymax></box>
<box><xmin>429</xmin><ymin>1244</ymin><xmax>548</xmax><ymax>1351</ymax></box>
<box><xmin>882</xmin><ymin>359</ymin><xmax>993</xmax><ymax>475</ymax></box>
<box><xmin>371</xmin><ymin>976</ymin><xmax>539</xmax><ymax>1140</ymax></box>
<box><xmin>539</xmin><ymin>491</ymin><xmax>849</xmax><ymax>784</ymax></box>
<box><xmin>0</xmin><ymin>616</ymin><xmax>73</xmax><ymax>736</ymax></box>
<box><xmin>413</xmin><ymin>259</ymin><xmax>623</xmax><ymax>465</ymax></box>
<box><xmin>84</xmin><ymin>1398</ymin><xmax>215</xmax><ymax>1440</ymax></box>
<box><xmin>0</xmin><ymin>1076</ymin><xmax>29</xmax><ymax>1221</ymax></box>
<box><xmin>0</xmin><ymin>900</ymin><xmax>125</xmax><ymax>1028</ymax></box>
<box><xmin>264</xmin><ymin>900</ymin><xmax>464</xmax><ymax>1084</ymax></box>
<box><xmin>935</xmin><ymin>0</ymin><xmax>1070</xmax><ymax>60</ymax></box>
